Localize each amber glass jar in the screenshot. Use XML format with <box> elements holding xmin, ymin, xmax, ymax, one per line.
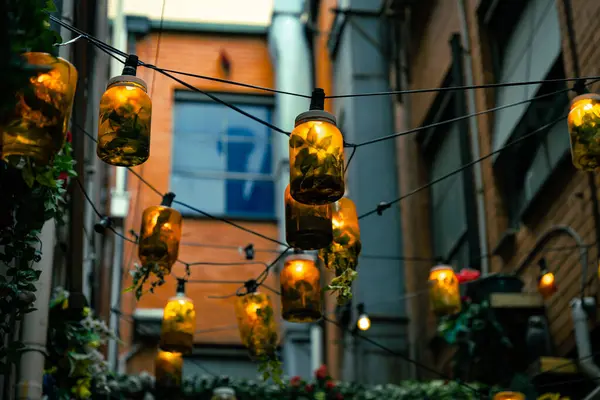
<box><xmin>234</xmin><ymin>292</ymin><xmax>278</xmax><ymax>359</ymax></box>
<box><xmin>97</xmin><ymin>74</ymin><xmax>151</xmax><ymax>166</ymax></box>
<box><xmin>211</xmin><ymin>387</ymin><xmax>237</xmax><ymax>400</ymax></box>
<box><xmin>138</xmin><ymin>204</ymin><xmax>182</xmax><ymax>274</ymax></box>
<box><xmin>280</xmin><ymin>253</ymin><xmax>322</xmax><ymax>322</ymax></box>
<box><xmin>159</xmin><ymin>282</ymin><xmax>196</xmax><ymax>354</ymax></box>
<box><xmin>285</xmin><ymin>184</ymin><xmax>333</xmax><ymax>250</ymax></box>
<box><xmin>2</xmin><ymin>52</ymin><xmax>77</xmax><ymax>166</ymax></box>
<box><xmin>318</xmin><ymin>198</ymin><xmax>362</xmax><ymax>274</ymax></box>
<box><xmin>493</xmin><ymin>392</ymin><xmax>525</xmax><ymax>400</ymax></box>
<box><xmin>289</xmin><ymin>109</ymin><xmax>345</xmax><ymax>205</ymax></box>
<box><xmin>428</xmin><ymin>265</ymin><xmax>461</xmax><ymax>317</ymax></box>
<box><xmin>568</xmin><ymin>93</ymin><xmax>600</xmax><ymax>171</ymax></box>
<box><xmin>155</xmin><ymin>350</ymin><xmax>183</xmax><ymax>389</ymax></box>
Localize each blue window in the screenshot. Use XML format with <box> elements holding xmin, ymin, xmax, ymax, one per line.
<box><xmin>170</xmin><ymin>92</ymin><xmax>275</xmax><ymax>220</ymax></box>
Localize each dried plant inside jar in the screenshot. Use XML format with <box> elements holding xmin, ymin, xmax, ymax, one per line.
<box><xmin>280</xmin><ymin>253</ymin><xmax>322</xmax><ymax>322</ymax></box>
<box><xmin>568</xmin><ymin>93</ymin><xmax>600</xmax><ymax>171</ymax></box>
<box><xmin>2</xmin><ymin>52</ymin><xmax>77</xmax><ymax>166</ymax></box>
<box><xmin>160</xmin><ymin>290</ymin><xmax>196</xmax><ymax>354</ymax></box>
<box><xmin>318</xmin><ymin>198</ymin><xmax>362</xmax><ymax>305</ymax></box>
<box><xmin>155</xmin><ymin>350</ymin><xmax>183</xmax><ymax>389</ymax></box>
<box><xmin>428</xmin><ymin>265</ymin><xmax>461</xmax><ymax>317</ymax></box>
<box><xmin>289</xmin><ymin>103</ymin><xmax>345</xmax><ymax>206</ymax></box>
<box><xmin>138</xmin><ymin>196</ymin><xmax>182</xmax><ymax>274</ymax></box>
<box><xmin>285</xmin><ymin>184</ymin><xmax>332</xmax><ymax>250</ymax></box>
<box><xmin>235</xmin><ymin>292</ymin><xmax>278</xmax><ymax>359</ymax></box>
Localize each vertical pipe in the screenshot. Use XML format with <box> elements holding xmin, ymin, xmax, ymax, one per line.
<box><xmin>108</xmin><ymin>227</ymin><xmax>124</xmax><ymax>371</ymax></box>
<box><xmin>16</xmin><ymin>220</ymin><xmax>56</xmax><ymax>400</ymax></box>
<box><xmin>457</xmin><ymin>0</ymin><xmax>489</xmax><ymax>274</ymax></box>
<box><xmin>310</xmin><ymin>324</ymin><xmax>323</xmax><ymax>371</ymax></box>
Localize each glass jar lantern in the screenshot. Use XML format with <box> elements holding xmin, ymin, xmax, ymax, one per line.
<box><xmin>155</xmin><ymin>350</ymin><xmax>183</xmax><ymax>389</ymax></box>
<box><xmin>211</xmin><ymin>387</ymin><xmax>237</xmax><ymax>400</ymax></box>
<box><xmin>234</xmin><ymin>291</ymin><xmax>278</xmax><ymax>359</ymax></box>
<box><xmin>493</xmin><ymin>392</ymin><xmax>525</xmax><ymax>400</ymax></box>
<box><xmin>289</xmin><ymin>89</ymin><xmax>345</xmax><ymax>205</ymax></box>
<box><xmin>138</xmin><ymin>193</ymin><xmax>182</xmax><ymax>274</ymax></box>
<box><xmin>280</xmin><ymin>252</ymin><xmax>322</xmax><ymax>322</ymax></box>
<box><xmin>159</xmin><ymin>280</ymin><xmax>196</xmax><ymax>354</ymax></box>
<box><xmin>538</xmin><ymin>271</ymin><xmax>557</xmax><ymax>299</ymax></box>
<box><xmin>2</xmin><ymin>52</ymin><xmax>77</xmax><ymax>166</ymax></box>
<box><xmin>568</xmin><ymin>93</ymin><xmax>600</xmax><ymax>171</ymax></box>
<box><xmin>97</xmin><ymin>55</ymin><xmax>151</xmax><ymax>166</ymax></box>
<box><xmin>285</xmin><ymin>184</ymin><xmax>333</xmax><ymax>250</ymax></box>
<box><xmin>428</xmin><ymin>265</ymin><xmax>461</xmax><ymax>317</ymax></box>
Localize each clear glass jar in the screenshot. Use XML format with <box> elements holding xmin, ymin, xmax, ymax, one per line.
<box><xmin>289</xmin><ymin>110</ymin><xmax>345</xmax><ymax>205</ymax></box>
<box><xmin>234</xmin><ymin>292</ymin><xmax>278</xmax><ymax>359</ymax></box>
<box><xmin>428</xmin><ymin>265</ymin><xmax>461</xmax><ymax>317</ymax></box>
<box><xmin>159</xmin><ymin>293</ymin><xmax>196</xmax><ymax>354</ymax></box>
<box><xmin>211</xmin><ymin>387</ymin><xmax>237</xmax><ymax>400</ymax></box>
<box><xmin>280</xmin><ymin>253</ymin><xmax>322</xmax><ymax>322</ymax></box>
<box><xmin>155</xmin><ymin>350</ymin><xmax>183</xmax><ymax>389</ymax></box>
<box><xmin>568</xmin><ymin>93</ymin><xmax>600</xmax><ymax>171</ymax></box>
<box><xmin>138</xmin><ymin>205</ymin><xmax>182</xmax><ymax>274</ymax></box>
<box><xmin>97</xmin><ymin>75</ymin><xmax>151</xmax><ymax>166</ymax></box>
<box><xmin>2</xmin><ymin>52</ymin><xmax>77</xmax><ymax>166</ymax></box>
<box><xmin>285</xmin><ymin>184</ymin><xmax>333</xmax><ymax>250</ymax></box>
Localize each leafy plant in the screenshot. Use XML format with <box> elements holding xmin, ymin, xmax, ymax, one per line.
<box><xmin>569</xmin><ymin>101</ymin><xmax>600</xmax><ymax>169</ymax></box>
<box><xmin>124</xmin><ymin>262</ymin><xmax>168</xmax><ymax>300</ymax></box>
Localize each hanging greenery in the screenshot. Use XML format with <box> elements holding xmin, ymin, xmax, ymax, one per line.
<box><xmin>44</xmin><ymin>287</ymin><xmax>118</xmax><ymax>400</ymax></box>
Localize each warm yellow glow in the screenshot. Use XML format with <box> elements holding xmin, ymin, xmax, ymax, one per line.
<box><xmin>357</xmin><ymin>314</ymin><xmax>371</xmax><ymax>331</ymax></box>
<box><xmin>540</xmin><ymin>272</ymin><xmax>555</xmax><ymax>286</ymax></box>
<box><xmin>155</xmin><ymin>350</ymin><xmax>183</xmax><ymax>388</ymax></box>
<box><xmin>138</xmin><ymin>205</ymin><xmax>183</xmax><ymax>273</ymax></box>
<box><xmin>428</xmin><ymin>265</ymin><xmax>461</xmax><ymax>316</ymax></box>
<box><xmin>245</xmin><ymin>302</ymin><xmax>261</xmax><ymax>320</ymax></box>
<box><xmin>234</xmin><ymin>292</ymin><xmax>279</xmax><ymax>358</ymax></box>
<box><xmin>567</xmin><ymin>94</ymin><xmax>600</xmax><ymax>171</ymax></box>
<box><xmin>538</xmin><ymin>271</ymin><xmax>557</xmax><ymax>299</ymax></box>
<box><xmin>280</xmin><ymin>254</ymin><xmax>322</xmax><ymax>322</ymax></box>
<box><xmin>332</xmin><ymin>216</ymin><xmax>344</xmax><ymax>229</ymax></box>
<box><xmin>493</xmin><ymin>392</ymin><xmax>525</xmax><ymax>400</ymax></box>
<box><xmin>159</xmin><ymin>294</ymin><xmax>196</xmax><ymax>354</ymax></box>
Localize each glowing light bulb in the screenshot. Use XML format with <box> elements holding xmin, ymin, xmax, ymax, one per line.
<box><xmin>357</xmin><ymin>314</ymin><xmax>371</xmax><ymax>331</ymax></box>
<box><xmin>540</xmin><ymin>271</ymin><xmax>555</xmax><ymax>286</ymax></box>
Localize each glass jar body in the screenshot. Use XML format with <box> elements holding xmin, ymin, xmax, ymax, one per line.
<box><xmin>2</xmin><ymin>52</ymin><xmax>77</xmax><ymax>166</ymax></box>
<box><xmin>428</xmin><ymin>266</ymin><xmax>461</xmax><ymax>316</ymax></box>
<box><xmin>289</xmin><ymin>119</ymin><xmax>345</xmax><ymax>205</ymax></box>
<box><xmin>285</xmin><ymin>184</ymin><xmax>332</xmax><ymax>249</ymax></box>
<box><xmin>97</xmin><ymin>79</ymin><xmax>151</xmax><ymax>166</ymax></box>
<box><xmin>280</xmin><ymin>256</ymin><xmax>322</xmax><ymax>322</ymax></box>
<box><xmin>234</xmin><ymin>292</ymin><xmax>278</xmax><ymax>359</ymax></box>
<box><xmin>138</xmin><ymin>205</ymin><xmax>182</xmax><ymax>273</ymax></box>
<box><xmin>318</xmin><ymin>198</ymin><xmax>362</xmax><ymax>273</ymax></box>
<box><xmin>568</xmin><ymin>94</ymin><xmax>600</xmax><ymax>171</ymax></box>
<box><xmin>159</xmin><ymin>295</ymin><xmax>196</xmax><ymax>354</ymax></box>
<box><xmin>155</xmin><ymin>350</ymin><xmax>183</xmax><ymax>389</ymax></box>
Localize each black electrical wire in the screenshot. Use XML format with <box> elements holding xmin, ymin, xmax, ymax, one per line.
<box><xmin>357</xmin><ymin>113</ymin><xmax>569</xmax><ymax>220</ymax></box>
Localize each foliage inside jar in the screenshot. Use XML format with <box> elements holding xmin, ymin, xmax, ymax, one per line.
<box><xmin>429</xmin><ymin>267</ymin><xmax>461</xmax><ymax>317</ymax></box>
<box><xmin>160</xmin><ymin>297</ymin><xmax>195</xmax><ymax>354</ymax></box>
<box><xmin>280</xmin><ymin>256</ymin><xmax>322</xmax><ymax>322</ymax></box>
<box><xmin>289</xmin><ymin>121</ymin><xmax>345</xmax><ymax>205</ymax></box>
<box><xmin>138</xmin><ymin>206</ymin><xmax>181</xmax><ymax>275</ymax></box>
<box><xmin>568</xmin><ymin>96</ymin><xmax>600</xmax><ymax>171</ymax></box>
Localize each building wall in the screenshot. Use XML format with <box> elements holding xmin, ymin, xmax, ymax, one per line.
<box><xmin>398</xmin><ymin>0</ymin><xmax>600</xmax><ymax>376</ymax></box>
<box><xmin>118</xmin><ymin>29</ymin><xmax>281</xmax><ymax>374</ymax></box>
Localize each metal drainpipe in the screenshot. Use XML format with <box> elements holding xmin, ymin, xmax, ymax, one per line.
<box><xmin>457</xmin><ymin>0</ymin><xmax>489</xmax><ymax>275</ymax></box>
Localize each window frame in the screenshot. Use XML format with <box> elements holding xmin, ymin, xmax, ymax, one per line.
<box><xmin>170</xmin><ymin>90</ymin><xmax>277</xmax><ymax>221</ymax></box>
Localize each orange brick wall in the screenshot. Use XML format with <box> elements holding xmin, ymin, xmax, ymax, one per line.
<box><xmin>397</xmin><ymin>0</ymin><xmax>600</xmax><ymax>374</ymax></box>
<box><xmin>118</xmin><ymin>30</ymin><xmax>281</xmax><ymax>372</ymax></box>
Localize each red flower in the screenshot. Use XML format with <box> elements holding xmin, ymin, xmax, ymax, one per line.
<box><xmin>315</xmin><ymin>364</ymin><xmax>328</xmax><ymax>380</ymax></box>
<box><xmin>457</xmin><ymin>268</ymin><xmax>480</xmax><ymax>284</ymax></box>
<box><xmin>58</xmin><ymin>171</ymin><xmax>69</xmax><ymax>182</ymax></box>
<box><xmin>325</xmin><ymin>380</ymin><xmax>336</xmax><ymax>390</ymax></box>
<box><xmin>335</xmin><ymin>394</ymin><xmax>344</xmax><ymax>400</ymax></box>
<box><xmin>66</xmin><ymin>131</ymin><xmax>72</xmax><ymax>143</ymax></box>
<box><xmin>304</xmin><ymin>384</ymin><xmax>314</xmax><ymax>393</ymax></box>
<box><xmin>290</xmin><ymin>376</ymin><xmax>302</xmax><ymax>387</ymax></box>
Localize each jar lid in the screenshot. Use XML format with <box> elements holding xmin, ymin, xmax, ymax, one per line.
<box><xmin>430</xmin><ymin>265</ymin><xmax>454</xmax><ymax>273</ymax></box>
<box><xmin>294</xmin><ymin>110</ymin><xmax>337</xmax><ymax>127</ymax></box>
<box><xmin>571</xmin><ymin>92</ymin><xmax>600</xmax><ymax>105</ymax></box>
<box><xmin>213</xmin><ymin>387</ymin><xmax>235</xmax><ymax>396</ymax></box>
<box><xmin>286</xmin><ymin>253</ymin><xmax>315</xmax><ymax>263</ymax></box>
<box><xmin>107</xmin><ymin>74</ymin><xmax>148</xmax><ymax>91</ymax></box>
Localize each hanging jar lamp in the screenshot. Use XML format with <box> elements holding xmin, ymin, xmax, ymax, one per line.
<box><xmin>138</xmin><ymin>193</ymin><xmax>182</xmax><ymax>274</ymax></box>
<box><xmin>537</xmin><ymin>259</ymin><xmax>557</xmax><ymax>299</ymax></box>
<box><xmin>289</xmin><ymin>88</ymin><xmax>345</xmax><ymax>205</ymax></box>
<box><xmin>285</xmin><ymin>184</ymin><xmax>333</xmax><ymax>250</ymax></box>
<box><xmin>159</xmin><ymin>279</ymin><xmax>196</xmax><ymax>354</ymax></box>
<box><xmin>280</xmin><ymin>251</ymin><xmax>322</xmax><ymax>323</ymax></box>
<box><xmin>2</xmin><ymin>52</ymin><xmax>77</xmax><ymax>166</ymax></box>
<box><xmin>97</xmin><ymin>54</ymin><xmax>151</xmax><ymax>167</ymax></box>
<box><xmin>428</xmin><ymin>264</ymin><xmax>461</xmax><ymax>317</ymax></box>
<box><xmin>568</xmin><ymin>93</ymin><xmax>600</xmax><ymax>171</ymax></box>
<box><xmin>493</xmin><ymin>392</ymin><xmax>525</xmax><ymax>400</ymax></box>
<box><xmin>155</xmin><ymin>350</ymin><xmax>183</xmax><ymax>389</ymax></box>
<box><xmin>234</xmin><ymin>286</ymin><xmax>278</xmax><ymax>359</ymax></box>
